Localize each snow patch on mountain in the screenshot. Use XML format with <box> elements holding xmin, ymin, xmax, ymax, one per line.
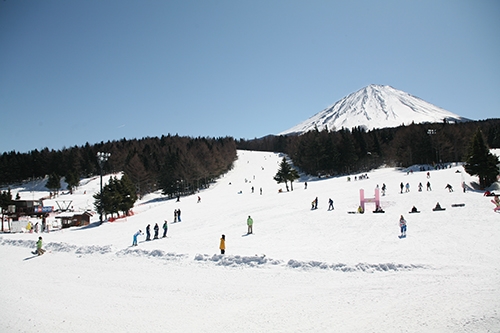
<box><xmin>280</xmin><ymin>84</ymin><xmax>468</xmax><ymax>134</ymax></box>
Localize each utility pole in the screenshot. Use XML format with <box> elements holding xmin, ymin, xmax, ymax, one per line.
<box><xmin>97</xmin><ymin>152</ymin><xmax>111</xmax><ymax>224</ymax></box>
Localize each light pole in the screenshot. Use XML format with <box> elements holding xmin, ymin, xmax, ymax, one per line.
<box><xmin>97</xmin><ymin>152</ymin><xmax>111</xmax><ymax>224</ymax></box>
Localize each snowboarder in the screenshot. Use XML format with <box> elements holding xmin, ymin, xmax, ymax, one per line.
<box><xmin>219</xmin><ymin>234</ymin><xmax>226</xmax><ymax>254</ymax></box>
<box><xmin>357</xmin><ymin>205</ymin><xmax>364</xmax><ymax>214</ymax></box>
<box><xmin>411</xmin><ymin>206</ymin><xmax>418</xmax><ymax>213</ymax></box>
<box><xmin>381</xmin><ymin>183</ymin><xmax>386</xmax><ymax>196</ymax></box>
<box><xmin>132</xmin><ymin>230</ymin><xmax>143</xmax><ymax>246</ymax></box>
<box><xmin>433</xmin><ymin>202</ymin><xmax>445</xmax><ymax>211</ymax></box>
<box><xmin>162</xmin><ymin>221</ymin><xmax>168</xmax><ymax>238</ymax></box>
<box><xmin>328</xmin><ymin>198</ymin><xmax>334</xmax><ymax>211</ymax></box>
<box><xmin>247</xmin><ymin>216</ymin><xmax>253</xmax><ymax>234</ymax></box>
<box><xmin>405</xmin><ymin>183</ymin><xmax>410</xmax><ymax>192</ymax></box>
<box><xmin>153</xmin><ymin>223</ymin><xmax>159</xmax><ymax>239</ymax></box>
<box><xmin>399</xmin><ymin>215</ymin><xmax>407</xmax><ymax>238</ymax></box>
<box><xmin>445</xmin><ymin>184</ymin><xmax>454</xmax><ymax>192</ymax></box>
<box><xmin>418</xmin><ymin>182</ymin><xmax>423</xmax><ymax>192</ymax></box>
<box><xmin>177</xmin><ymin>209</ymin><xmax>182</xmax><ymax>222</ymax></box>
<box><xmin>146</xmin><ymin>224</ymin><xmax>151</xmax><ymax>241</ymax></box>
<box><xmin>36</xmin><ymin>236</ymin><xmax>45</xmax><ymax>255</ymax></box>
<box><xmin>174</xmin><ymin>209</ymin><xmax>178</xmax><ymax>222</ymax></box>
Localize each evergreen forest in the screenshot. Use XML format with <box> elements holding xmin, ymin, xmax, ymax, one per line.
<box><xmin>1</xmin><ymin>119</ymin><xmax>499</xmax><ymax>196</ymax></box>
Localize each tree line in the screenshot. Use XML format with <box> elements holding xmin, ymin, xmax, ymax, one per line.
<box><xmin>0</xmin><ymin>135</ymin><xmax>237</xmax><ymax>198</ymax></box>
<box><xmin>238</xmin><ymin>119</ymin><xmax>500</xmax><ymax>187</ymax></box>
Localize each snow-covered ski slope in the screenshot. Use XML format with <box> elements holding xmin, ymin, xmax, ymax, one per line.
<box><xmin>1</xmin><ymin>150</ymin><xmax>499</xmax><ymax>332</ymax></box>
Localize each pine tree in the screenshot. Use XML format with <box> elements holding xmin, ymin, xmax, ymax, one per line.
<box><xmin>46</xmin><ymin>173</ymin><xmax>61</xmax><ymax>195</ymax></box>
<box><xmin>464</xmin><ymin>129</ymin><xmax>500</xmax><ymax>189</ymax></box>
<box><xmin>274</xmin><ymin>157</ymin><xmax>300</xmax><ymax>191</ymax></box>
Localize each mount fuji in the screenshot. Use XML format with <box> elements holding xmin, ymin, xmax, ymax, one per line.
<box><xmin>280</xmin><ymin>84</ymin><xmax>469</xmax><ymax>135</ymax></box>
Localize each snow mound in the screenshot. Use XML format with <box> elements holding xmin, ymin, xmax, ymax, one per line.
<box><xmin>194</xmin><ymin>253</ymin><xmax>282</xmax><ymax>267</ymax></box>
<box><xmin>116</xmin><ymin>248</ymin><xmax>187</xmax><ymax>260</ymax></box>
<box><xmin>287</xmin><ymin>259</ymin><xmax>428</xmax><ymax>272</ymax></box>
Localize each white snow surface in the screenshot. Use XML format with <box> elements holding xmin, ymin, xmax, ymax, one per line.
<box><xmin>280</xmin><ymin>84</ymin><xmax>468</xmax><ymax>135</ymax></box>
<box><xmin>1</xmin><ymin>150</ymin><xmax>500</xmax><ymax>332</ymax></box>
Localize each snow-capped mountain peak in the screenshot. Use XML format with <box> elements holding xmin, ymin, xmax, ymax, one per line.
<box><xmin>280</xmin><ymin>84</ymin><xmax>468</xmax><ymax>134</ymax></box>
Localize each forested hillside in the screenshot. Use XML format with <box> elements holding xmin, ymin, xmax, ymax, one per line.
<box><xmin>0</xmin><ymin>135</ymin><xmax>237</xmax><ymax>198</ymax></box>
<box><xmin>238</xmin><ymin>119</ymin><xmax>500</xmax><ymax>176</ymax></box>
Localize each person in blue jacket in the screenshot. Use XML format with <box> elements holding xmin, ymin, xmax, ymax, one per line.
<box><xmin>132</xmin><ymin>230</ymin><xmax>143</xmax><ymax>246</ymax></box>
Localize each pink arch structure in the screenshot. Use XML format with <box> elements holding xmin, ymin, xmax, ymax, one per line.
<box><xmin>360</xmin><ymin>188</ymin><xmax>380</xmax><ymax>212</ymax></box>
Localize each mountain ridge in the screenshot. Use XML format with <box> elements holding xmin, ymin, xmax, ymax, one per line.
<box><xmin>280</xmin><ymin>84</ymin><xmax>469</xmax><ymax>135</ymax></box>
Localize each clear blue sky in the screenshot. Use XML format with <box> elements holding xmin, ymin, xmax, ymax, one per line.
<box><xmin>1</xmin><ymin>0</ymin><xmax>499</xmax><ymax>153</ymax></box>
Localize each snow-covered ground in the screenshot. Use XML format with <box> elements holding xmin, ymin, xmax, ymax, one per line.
<box><xmin>1</xmin><ymin>150</ymin><xmax>499</xmax><ymax>332</ymax></box>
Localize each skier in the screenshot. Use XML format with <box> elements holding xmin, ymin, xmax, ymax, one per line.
<box><xmin>427</xmin><ymin>181</ymin><xmax>432</xmax><ymax>191</ymax></box>
<box><xmin>219</xmin><ymin>234</ymin><xmax>226</xmax><ymax>254</ymax></box>
<box><xmin>314</xmin><ymin>197</ymin><xmax>318</xmax><ymax>209</ymax></box>
<box><xmin>197</xmin><ymin>196</ymin><xmax>201</xmax><ymax>203</ymax></box>
<box><xmin>146</xmin><ymin>224</ymin><xmax>151</xmax><ymax>241</ymax></box>
<box><xmin>328</xmin><ymin>198</ymin><xmax>334</xmax><ymax>211</ymax></box>
<box><xmin>174</xmin><ymin>209</ymin><xmax>178</xmax><ymax>222</ymax></box>
<box><xmin>399</xmin><ymin>215</ymin><xmax>407</xmax><ymax>238</ymax></box>
<box><xmin>162</xmin><ymin>221</ymin><xmax>168</xmax><ymax>238</ymax></box>
<box><xmin>153</xmin><ymin>223</ymin><xmax>159</xmax><ymax>239</ymax></box>
<box><xmin>132</xmin><ymin>230</ymin><xmax>143</xmax><ymax>246</ymax></box>
<box><xmin>247</xmin><ymin>216</ymin><xmax>254</xmax><ymax>234</ymax></box>
<box><xmin>36</xmin><ymin>236</ymin><xmax>45</xmax><ymax>255</ymax></box>
<box><xmin>177</xmin><ymin>209</ymin><xmax>182</xmax><ymax>222</ymax></box>
<box><xmin>400</xmin><ymin>182</ymin><xmax>404</xmax><ymax>194</ymax></box>
<box><xmin>445</xmin><ymin>184</ymin><xmax>454</xmax><ymax>192</ymax></box>
<box><xmin>381</xmin><ymin>183</ymin><xmax>386</xmax><ymax>196</ymax></box>
<box><xmin>418</xmin><ymin>182</ymin><xmax>423</xmax><ymax>192</ymax></box>
<box><xmin>405</xmin><ymin>183</ymin><xmax>410</xmax><ymax>192</ymax></box>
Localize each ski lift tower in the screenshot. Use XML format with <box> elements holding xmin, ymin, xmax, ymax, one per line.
<box><xmin>97</xmin><ymin>152</ymin><xmax>111</xmax><ymax>224</ymax></box>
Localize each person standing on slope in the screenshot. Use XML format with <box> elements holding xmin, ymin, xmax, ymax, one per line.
<box><xmin>219</xmin><ymin>234</ymin><xmax>226</xmax><ymax>254</ymax></box>
<box><xmin>153</xmin><ymin>223</ymin><xmax>159</xmax><ymax>239</ymax></box>
<box><xmin>247</xmin><ymin>216</ymin><xmax>254</xmax><ymax>234</ymax></box>
<box><xmin>162</xmin><ymin>221</ymin><xmax>168</xmax><ymax>238</ymax></box>
<box><xmin>146</xmin><ymin>224</ymin><xmax>151</xmax><ymax>241</ymax></box>
<box><xmin>399</xmin><ymin>215</ymin><xmax>407</xmax><ymax>238</ymax></box>
<box><xmin>132</xmin><ymin>230</ymin><xmax>143</xmax><ymax>246</ymax></box>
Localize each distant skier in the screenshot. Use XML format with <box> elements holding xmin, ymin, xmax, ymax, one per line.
<box><xmin>445</xmin><ymin>184</ymin><xmax>454</xmax><ymax>192</ymax></box>
<box><xmin>177</xmin><ymin>209</ymin><xmax>182</xmax><ymax>222</ymax></box>
<box><xmin>36</xmin><ymin>236</ymin><xmax>45</xmax><ymax>255</ymax></box>
<box><xmin>162</xmin><ymin>221</ymin><xmax>168</xmax><ymax>238</ymax></box>
<box><xmin>427</xmin><ymin>181</ymin><xmax>432</xmax><ymax>191</ymax></box>
<box><xmin>153</xmin><ymin>223</ymin><xmax>159</xmax><ymax>239</ymax></box>
<box><xmin>219</xmin><ymin>234</ymin><xmax>226</xmax><ymax>254</ymax></box>
<box><xmin>400</xmin><ymin>182</ymin><xmax>404</xmax><ymax>194</ymax></box>
<box><xmin>399</xmin><ymin>215</ymin><xmax>407</xmax><ymax>238</ymax></box>
<box><xmin>381</xmin><ymin>183</ymin><xmax>386</xmax><ymax>196</ymax></box>
<box><xmin>132</xmin><ymin>230</ymin><xmax>143</xmax><ymax>246</ymax></box>
<box><xmin>247</xmin><ymin>216</ymin><xmax>254</xmax><ymax>234</ymax></box>
<box><xmin>328</xmin><ymin>198</ymin><xmax>334</xmax><ymax>211</ymax></box>
<box><xmin>418</xmin><ymin>182</ymin><xmax>423</xmax><ymax>192</ymax></box>
<box><xmin>146</xmin><ymin>224</ymin><xmax>151</xmax><ymax>241</ymax></box>
<box><xmin>405</xmin><ymin>183</ymin><xmax>410</xmax><ymax>192</ymax></box>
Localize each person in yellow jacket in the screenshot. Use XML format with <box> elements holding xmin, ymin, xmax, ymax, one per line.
<box><xmin>219</xmin><ymin>234</ymin><xmax>226</xmax><ymax>254</ymax></box>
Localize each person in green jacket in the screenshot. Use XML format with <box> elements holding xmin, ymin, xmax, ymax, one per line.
<box><xmin>247</xmin><ymin>216</ymin><xmax>253</xmax><ymax>234</ymax></box>
<box><xmin>36</xmin><ymin>236</ymin><xmax>45</xmax><ymax>255</ymax></box>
